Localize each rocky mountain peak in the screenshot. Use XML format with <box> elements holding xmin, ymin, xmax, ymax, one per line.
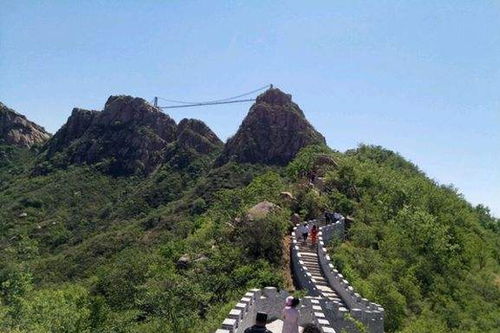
<box><xmin>0</xmin><ymin>102</ymin><xmax>51</xmax><ymax>148</ymax></box>
<box><xmin>255</xmin><ymin>87</ymin><xmax>292</xmax><ymax>105</ymax></box>
<box><xmin>40</xmin><ymin>95</ymin><xmax>177</xmax><ymax>176</ymax></box>
<box><xmin>216</xmin><ymin>87</ymin><xmax>326</xmax><ymax>166</ymax></box>
<box><xmin>43</xmin><ymin>108</ymin><xmax>99</xmax><ymax>157</ymax></box>
<box><xmin>39</xmin><ymin>95</ymin><xmax>225</xmax><ymax>176</ymax></box>
<box><xmin>177</xmin><ymin>118</ymin><xmax>223</xmax><ymax>153</ymax></box>
<box><xmin>103</xmin><ymin>96</ymin><xmax>161</xmax><ymax>119</ymax></box>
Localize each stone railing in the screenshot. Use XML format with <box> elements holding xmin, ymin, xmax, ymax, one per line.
<box><xmin>215</xmin><ymin>287</ymin><xmax>336</xmax><ymax>333</ymax></box>
<box><xmin>291</xmin><ymin>218</ymin><xmax>321</xmax><ymax>296</ymax></box>
<box><xmin>289</xmin><ymin>219</ymin><xmax>384</xmax><ymax>333</ymax></box>
<box><xmin>216</xmin><ymin>216</ymin><xmax>384</xmax><ymax>333</ymax></box>
<box><xmin>317</xmin><ymin>223</ymin><xmax>384</xmax><ymax>333</ymax></box>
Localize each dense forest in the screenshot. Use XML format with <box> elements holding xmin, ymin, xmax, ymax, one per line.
<box><xmin>0</xmin><ymin>142</ymin><xmax>498</xmax><ymax>332</ymax></box>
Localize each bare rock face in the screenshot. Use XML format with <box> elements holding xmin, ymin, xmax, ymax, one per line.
<box><xmin>216</xmin><ymin>88</ymin><xmax>325</xmax><ymax>166</ymax></box>
<box><xmin>39</xmin><ymin>96</ymin><xmax>223</xmax><ymax>176</ymax></box>
<box><xmin>176</xmin><ymin>118</ymin><xmax>223</xmax><ymax>154</ymax></box>
<box><xmin>44</xmin><ymin>108</ymin><xmax>99</xmax><ymax>157</ymax></box>
<box><xmin>0</xmin><ymin>102</ymin><xmax>51</xmax><ymax>148</ymax></box>
<box><xmin>163</xmin><ymin>118</ymin><xmax>223</xmax><ymax>171</ymax></box>
<box><xmin>41</xmin><ymin>96</ymin><xmax>178</xmax><ymax>176</ymax></box>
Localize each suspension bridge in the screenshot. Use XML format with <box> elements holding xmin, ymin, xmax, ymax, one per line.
<box><xmin>152</xmin><ymin>84</ymin><xmax>273</xmax><ymax>109</ymax></box>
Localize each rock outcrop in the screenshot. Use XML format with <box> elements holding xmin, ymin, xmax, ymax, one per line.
<box><xmin>216</xmin><ymin>88</ymin><xmax>325</xmax><ymax>166</ymax></box>
<box><xmin>39</xmin><ymin>96</ymin><xmax>223</xmax><ymax>176</ymax></box>
<box><xmin>43</xmin><ymin>108</ymin><xmax>99</xmax><ymax>157</ymax></box>
<box><xmin>163</xmin><ymin>118</ymin><xmax>223</xmax><ymax>171</ymax></box>
<box><xmin>246</xmin><ymin>200</ymin><xmax>278</xmax><ymax>220</ymax></box>
<box><xmin>0</xmin><ymin>102</ymin><xmax>51</xmax><ymax>147</ymax></box>
<box><xmin>176</xmin><ymin>118</ymin><xmax>223</xmax><ymax>154</ymax></box>
<box><xmin>41</xmin><ymin>96</ymin><xmax>178</xmax><ymax>175</ymax></box>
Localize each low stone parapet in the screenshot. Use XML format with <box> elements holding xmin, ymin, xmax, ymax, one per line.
<box><xmin>214</xmin><ymin>287</ymin><xmax>336</xmax><ymax>333</ymax></box>
<box><xmin>291</xmin><ymin>225</ymin><xmax>321</xmax><ymax>296</ymax></box>
<box><xmin>216</xmin><ymin>215</ymin><xmax>384</xmax><ymax>333</ymax></box>
<box><xmin>318</xmin><ymin>223</ymin><xmax>384</xmax><ymax>333</ymax></box>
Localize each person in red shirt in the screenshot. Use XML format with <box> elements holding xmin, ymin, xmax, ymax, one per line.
<box><xmin>310</xmin><ymin>224</ymin><xmax>318</xmax><ymax>247</ymax></box>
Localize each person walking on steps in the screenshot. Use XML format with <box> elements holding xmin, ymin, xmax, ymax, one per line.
<box><xmin>244</xmin><ymin>312</ymin><xmax>272</xmax><ymax>333</ymax></box>
<box><xmin>299</xmin><ymin>223</ymin><xmax>309</xmax><ymax>244</ymax></box>
<box><xmin>282</xmin><ymin>297</ymin><xmax>300</xmax><ymax>333</ymax></box>
<box><xmin>310</xmin><ymin>224</ymin><xmax>318</xmax><ymax>247</ymax></box>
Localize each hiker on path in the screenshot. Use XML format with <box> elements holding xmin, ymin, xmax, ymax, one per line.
<box><xmin>244</xmin><ymin>312</ymin><xmax>272</xmax><ymax>333</ymax></box>
<box><xmin>310</xmin><ymin>224</ymin><xmax>318</xmax><ymax>247</ymax></box>
<box><xmin>324</xmin><ymin>211</ymin><xmax>330</xmax><ymax>224</ymax></box>
<box><xmin>282</xmin><ymin>297</ymin><xmax>300</xmax><ymax>333</ymax></box>
<box><xmin>299</xmin><ymin>223</ymin><xmax>309</xmax><ymax>244</ymax></box>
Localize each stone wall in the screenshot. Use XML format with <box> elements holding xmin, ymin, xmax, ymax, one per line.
<box><xmin>317</xmin><ymin>223</ymin><xmax>385</xmax><ymax>333</ymax></box>
<box><xmin>216</xmin><ymin>216</ymin><xmax>385</xmax><ymax>333</ymax></box>
<box><xmin>215</xmin><ymin>287</ymin><xmax>336</xmax><ymax>333</ymax></box>
<box><xmin>291</xmin><ymin>219</ymin><xmax>321</xmax><ymax>296</ymax></box>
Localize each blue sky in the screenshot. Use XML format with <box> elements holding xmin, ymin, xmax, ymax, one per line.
<box><xmin>1</xmin><ymin>1</ymin><xmax>499</xmax><ymax>216</ymax></box>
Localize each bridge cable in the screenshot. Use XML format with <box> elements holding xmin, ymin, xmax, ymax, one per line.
<box><xmin>155</xmin><ymin>84</ymin><xmax>272</xmax><ymax>109</ymax></box>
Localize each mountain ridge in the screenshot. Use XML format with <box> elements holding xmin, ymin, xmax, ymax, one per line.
<box><xmin>0</xmin><ymin>102</ymin><xmax>51</xmax><ymax>148</ymax></box>
<box><xmin>26</xmin><ymin>87</ymin><xmax>326</xmax><ymax>176</ymax></box>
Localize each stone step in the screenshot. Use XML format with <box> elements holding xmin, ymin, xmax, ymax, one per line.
<box><xmin>304</xmin><ymin>265</ymin><xmax>321</xmax><ymax>270</ymax></box>
<box><xmin>296</xmin><ymin>236</ymin><xmax>350</xmax><ymax>313</ymax></box>
<box><xmin>299</xmin><ymin>251</ymin><xmax>317</xmax><ymax>255</ymax></box>
<box><xmin>301</xmin><ymin>259</ymin><xmax>319</xmax><ymax>264</ymax></box>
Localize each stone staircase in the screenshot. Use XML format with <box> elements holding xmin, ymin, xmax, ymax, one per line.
<box><xmin>296</xmin><ymin>241</ymin><xmax>346</xmax><ymax>306</ymax></box>
<box><xmin>215</xmin><ymin>217</ymin><xmax>384</xmax><ymax>333</ymax></box>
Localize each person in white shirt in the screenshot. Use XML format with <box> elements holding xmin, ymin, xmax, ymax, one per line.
<box><xmin>299</xmin><ymin>223</ymin><xmax>309</xmax><ymax>244</ymax></box>
<box><xmin>281</xmin><ymin>297</ymin><xmax>300</xmax><ymax>333</ymax></box>
<box><xmin>333</xmin><ymin>212</ymin><xmax>340</xmax><ymax>222</ymax></box>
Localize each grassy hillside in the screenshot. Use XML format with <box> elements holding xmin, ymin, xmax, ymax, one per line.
<box><xmin>288</xmin><ymin>145</ymin><xmax>499</xmax><ymax>332</ymax></box>
<box><xmin>0</xmin><ymin>144</ymin><xmax>498</xmax><ymax>332</ymax></box>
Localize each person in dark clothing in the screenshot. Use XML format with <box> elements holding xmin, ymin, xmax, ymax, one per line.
<box><xmin>244</xmin><ymin>312</ymin><xmax>272</xmax><ymax>333</ymax></box>
<box><xmin>302</xmin><ymin>323</ymin><xmax>321</xmax><ymax>333</ymax></box>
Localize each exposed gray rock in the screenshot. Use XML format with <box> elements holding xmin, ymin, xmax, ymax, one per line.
<box><xmin>171</xmin><ymin>118</ymin><xmax>223</xmax><ymax>155</ymax></box>
<box><xmin>280</xmin><ymin>191</ymin><xmax>295</xmax><ymax>201</ymax></box>
<box><xmin>0</xmin><ymin>102</ymin><xmax>51</xmax><ymax>148</ymax></box>
<box><xmin>40</xmin><ymin>96</ymin><xmax>177</xmax><ymax>176</ymax></box>
<box><xmin>216</xmin><ymin>88</ymin><xmax>325</xmax><ymax>166</ymax></box>
<box><xmin>176</xmin><ymin>254</ymin><xmax>191</xmax><ymax>269</ymax></box>
<box><xmin>38</xmin><ymin>96</ymin><xmax>223</xmax><ymax>176</ymax></box>
<box><xmin>247</xmin><ymin>200</ymin><xmax>278</xmax><ymax>220</ymax></box>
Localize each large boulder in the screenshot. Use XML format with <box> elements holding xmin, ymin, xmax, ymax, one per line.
<box><xmin>247</xmin><ymin>201</ymin><xmax>278</xmax><ymax>220</ymax></box>
<box><xmin>215</xmin><ymin>87</ymin><xmax>326</xmax><ymax>166</ymax></box>
<box><xmin>176</xmin><ymin>254</ymin><xmax>191</xmax><ymax>269</ymax></box>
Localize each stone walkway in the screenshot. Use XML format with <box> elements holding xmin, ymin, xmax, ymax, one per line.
<box><xmin>297</xmin><ymin>241</ymin><xmax>346</xmax><ymax>306</ymax></box>
<box><xmin>266</xmin><ymin>319</ymin><xmax>304</xmax><ymax>333</ymax></box>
